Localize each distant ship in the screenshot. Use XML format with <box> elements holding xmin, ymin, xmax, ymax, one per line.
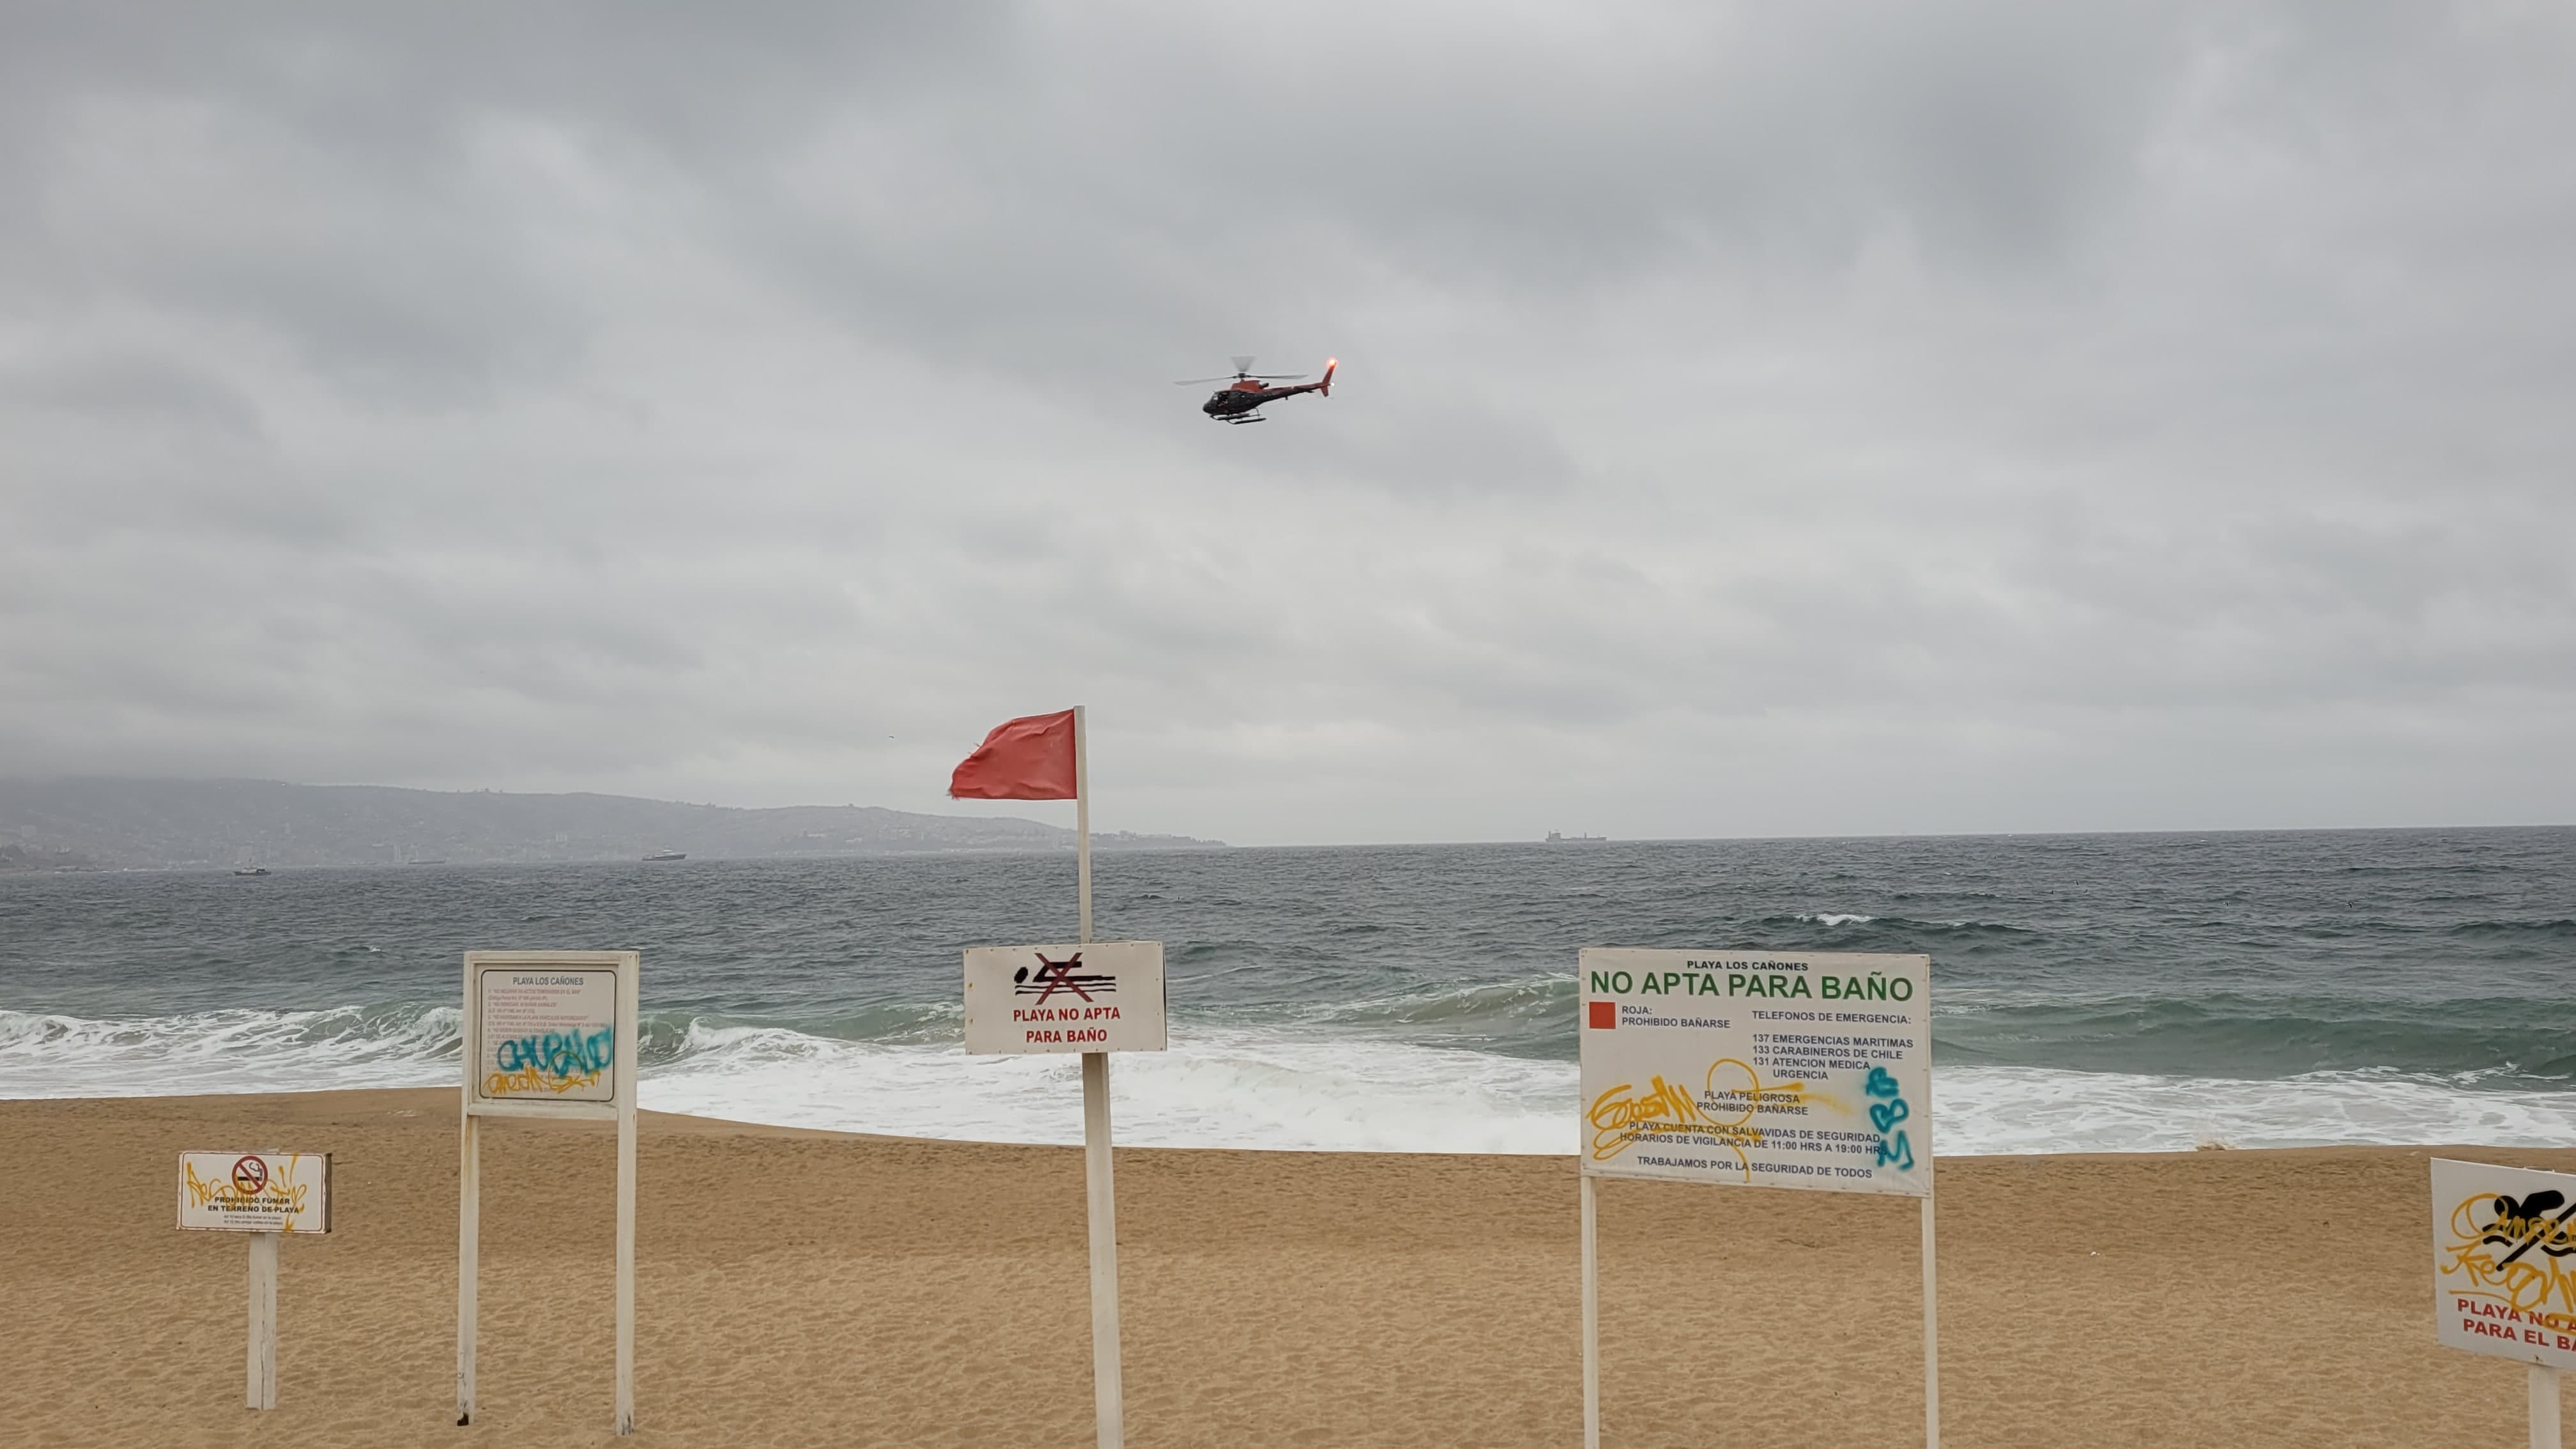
<box><xmin>1545</xmin><ymin>832</ymin><xmax>1608</xmax><ymax>845</ymax></box>
<box><xmin>233</xmin><ymin>866</ymin><xmax>272</xmax><ymax>876</ymax></box>
<box><xmin>407</xmin><ymin>859</ymin><xmax>446</xmax><ymax>866</ymax></box>
<box><xmin>641</xmin><ymin>851</ymin><xmax>687</xmax><ymax>862</ymax></box>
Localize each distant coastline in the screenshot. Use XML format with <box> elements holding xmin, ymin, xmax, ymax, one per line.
<box><xmin>0</xmin><ymin>777</ymin><xmax>1222</xmax><ymax>873</ymax></box>
<box><xmin>0</xmin><ymin>843</ymin><xmax>103</xmax><ymax>873</ymax></box>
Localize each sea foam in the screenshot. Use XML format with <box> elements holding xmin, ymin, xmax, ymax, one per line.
<box><xmin>8</xmin><ymin>1006</ymin><xmax>2575</xmax><ymax>1157</ymax></box>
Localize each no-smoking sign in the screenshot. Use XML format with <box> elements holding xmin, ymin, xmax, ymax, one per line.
<box><xmin>180</xmin><ymin>1151</ymin><xmax>330</xmax><ymax>1234</ymax></box>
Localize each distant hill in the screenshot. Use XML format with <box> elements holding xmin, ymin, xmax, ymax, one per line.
<box><xmin>0</xmin><ymin>841</ymin><xmax>104</xmax><ymax>873</ymax></box>
<box><xmin>0</xmin><ymin>778</ymin><xmax>1220</xmax><ymax>871</ymax></box>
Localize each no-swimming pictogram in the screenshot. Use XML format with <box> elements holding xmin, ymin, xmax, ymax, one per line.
<box><xmin>963</xmin><ymin>940</ymin><xmax>1167</xmax><ymax>1056</ymax></box>
<box><xmin>1016</xmin><ymin>952</ymin><xmax>1116</xmax><ymax>1003</ymax></box>
<box><xmin>2433</xmin><ymin>1158</ymin><xmax>2576</xmax><ymax>1373</ymax></box>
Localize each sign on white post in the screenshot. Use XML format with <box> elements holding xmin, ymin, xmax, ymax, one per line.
<box><xmin>457</xmin><ymin>951</ymin><xmax>641</xmax><ymax>1436</ymax></box>
<box><xmin>967</xmin><ymin>939</ymin><xmax>1165</xmax><ymax>1449</ymax></box>
<box><xmin>965</xmin><ymin>940</ymin><xmax>1168</xmax><ymax>1054</ymax></box>
<box><xmin>1579</xmin><ymin>949</ymin><xmax>1931</xmax><ymax>1194</ymax></box>
<box><xmin>178</xmin><ymin>1151</ymin><xmax>330</xmax><ymax>1410</ymax></box>
<box><xmin>2434</xmin><ymin>1158</ymin><xmax>2576</xmax><ymax>1449</ymax></box>
<box><xmin>1576</xmin><ymin>949</ymin><xmax>1939</xmax><ymax>1449</ymax></box>
<box><xmin>178</xmin><ymin>1151</ymin><xmax>333</xmax><ymax>1233</ymax></box>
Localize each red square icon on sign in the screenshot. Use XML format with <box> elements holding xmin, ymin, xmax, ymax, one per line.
<box><xmin>1587</xmin><ymin>1000</ymin><xmax>1616</xmax><ymax>1030</ymax></box>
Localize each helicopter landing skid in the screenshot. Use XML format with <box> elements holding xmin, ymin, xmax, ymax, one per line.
<box><xmin>1218</xmin><ymin>414</ymin><xmax>1268</xmax><ymax>425</ymax></box>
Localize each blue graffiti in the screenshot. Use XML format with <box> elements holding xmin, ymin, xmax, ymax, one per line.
<box><xmin>494</xmin><ymin>1027</ymin><xmax>615</xmax><ymax>1081</ymax></box>
<box><xmin>1864</xmin><ymin>1066</ymin><xmax>1915</xmax><ymax>1171</ymax></box>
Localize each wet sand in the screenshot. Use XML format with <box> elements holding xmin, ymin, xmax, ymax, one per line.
<box><xmin>0</xmin><ymin>1088</ymin><xmax>2564</xmax><ymax>1446</ymax></box>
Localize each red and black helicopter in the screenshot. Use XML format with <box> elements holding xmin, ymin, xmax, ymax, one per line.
<box><xmin>1176</xmin><ymin>355</ymin><xmax>1337</xmax><ymax>424</ymax></box>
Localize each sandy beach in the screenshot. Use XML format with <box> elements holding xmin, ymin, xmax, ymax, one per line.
<box><xmin>1</xmin><ymin>1089</ymin><xmax>2566</xmax><ymax>1447</ymax></box>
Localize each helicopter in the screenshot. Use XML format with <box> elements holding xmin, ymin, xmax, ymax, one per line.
<box><xmin>1175</xmin><ymin>355</ymin><xmax>1337</xmax><ymax>424</ymax></box>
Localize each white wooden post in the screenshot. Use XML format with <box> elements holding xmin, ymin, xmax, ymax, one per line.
<box><xmin>456</xmin><ymin>1069</ymin><xmax>481</xmax><ymax>1423</ymax></box>
<box><xmin>2534</xmin><ymin>1365</ymin><xmax>2563</xmax><ymax>1449</ymax></box>
<box><xmin>247</xmin><ymin>1231</ymin><xmax>278</xmax><ymax>1410</ymax></box>
<box><xmin>1579</xmin><ymin>1174</ymin><xmax>1599</xmax><ymax>1449</ymax></box>
<box><xmin>1921</xmin><ymin>1187</ymin><xmax>1942</xmax><ymax>1449</ymax></box>
<box><xmin>614</xmin><ymin>963</ymin><xmax>639</xmax><ymax>1436</ymax></box>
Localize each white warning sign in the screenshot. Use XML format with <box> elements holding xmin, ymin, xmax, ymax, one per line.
<box><xmin>1578</xmin><ymin>949</ymin><xmax>1931</xmax><ymax>1197</ymax></box>
<box><xmin>963</xmin><ymin>940</ymin><xmax>1167</xmax><ymax>1055</ymax></box>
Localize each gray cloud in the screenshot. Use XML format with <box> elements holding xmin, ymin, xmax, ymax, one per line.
<box><xmin>1</xmin><ymin>1</ymin><xmax>2570</xmax><ymax>844</ymax></box>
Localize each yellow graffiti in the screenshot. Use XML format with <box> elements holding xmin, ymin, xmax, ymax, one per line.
<box><xmin>2443</xmin><ymin>1190</ymin><xmax>2576</xmax><ymax>1322</ymax></box>
<box><xmin>1588</xmin><ymin>1057</ymin><xmax>1808</xmax><ymax>1179</ymax></box>
<box><xmin>483</xmin><ymin>1064</ymin><xmax>606</xmax><ymax>1096</ymax></box>
<box><xmin>183</xmin><ymin>1154</ymin><xmax>316</xmax><ymax>1234</ymax></box>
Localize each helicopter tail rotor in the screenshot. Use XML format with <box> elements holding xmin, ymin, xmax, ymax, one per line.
<box><xmin>1319</xmin><ymin>358</ymin><xmax>1336</xmax><ymax>397</ymax></box>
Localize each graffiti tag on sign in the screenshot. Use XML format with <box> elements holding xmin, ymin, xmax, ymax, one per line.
<box><xmin>1865</xmin><ymin>1066</ymin><xmax>1915</xmax><ymax>1171</ymax></box>
<box><xmin>2432</xmin><ymin>1158</ymin><xmax>2576</xmax><ymax>1370</ymax></box>
<box><xmin>1577</xmin><ymin>948</ymin><xmax>1931</xmax><ymax>1198</ymax></box>
<box><xmin>477</xmin><ymin>969</ymin><xmax>619</xmax><ymax>1101</ymax></box>
<box><xmin>965</xmin><ymin>940</ymin><xmax>1168</xmax><ymax>1054</ymax></box>
<box><xmin>178</xmin><ymin>1151</ymin><xmax>331</xmax><ymax>1233</ymax></box>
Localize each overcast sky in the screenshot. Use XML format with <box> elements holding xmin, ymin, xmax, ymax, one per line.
<box><xmin>2</xmin><ymin>2</ymin><xmax>2570</xmax><ymax>845</ymax></box>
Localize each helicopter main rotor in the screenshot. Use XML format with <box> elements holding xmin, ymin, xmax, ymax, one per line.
<box><xmin>1173</xmin><ymin>354</ymin><xmax>1308</xmax><ymax>385</ymax></box>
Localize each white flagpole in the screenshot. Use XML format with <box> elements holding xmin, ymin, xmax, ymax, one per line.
<box><xmin>1075</xmin><ymin>705</ymin><xmax>1092</xmax><ymax>944</ymax></box>
<box><xmin>1073</xmin><ymin>705</ymin><xmax>1124</xmax><ymax>1449</ymax></box>
<box><xmin>1082</xmin><ymin>1052</ymin><xmax>1123</xmax><ymax>1449</ymax></box>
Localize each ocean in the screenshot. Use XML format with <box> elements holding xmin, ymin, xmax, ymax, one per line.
<box><xmin>2</xmin><ymin>827</ymin><xmax>2570</xmax><ymax>1156</ymax></box>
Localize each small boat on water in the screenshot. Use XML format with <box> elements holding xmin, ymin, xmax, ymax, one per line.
<box><xmin>1545</xmin><ymin>831</ymin><xmax>1609</xmax><ymax>845</ymax></box>
<box><xmin>641</xmin><ymin>851</ymin><xmax>687</xmax><ymax>862</ymax></box>
<box><xmin>233</xmin><ymin>866</ymin><xmax>272</xmax><ymax>876</ymax></box>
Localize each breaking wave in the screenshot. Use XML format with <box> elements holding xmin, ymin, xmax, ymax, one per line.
<box><xmin>8</xmin><ymin>1003</ymin><xmax>2575</xmax><ymax>1157</ymax></box>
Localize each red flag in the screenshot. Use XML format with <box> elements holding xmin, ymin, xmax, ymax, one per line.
<box><xmin>948</xmin><ymin>709</ymin><xmax>1078</xmax><ymax>800</ymax></box>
